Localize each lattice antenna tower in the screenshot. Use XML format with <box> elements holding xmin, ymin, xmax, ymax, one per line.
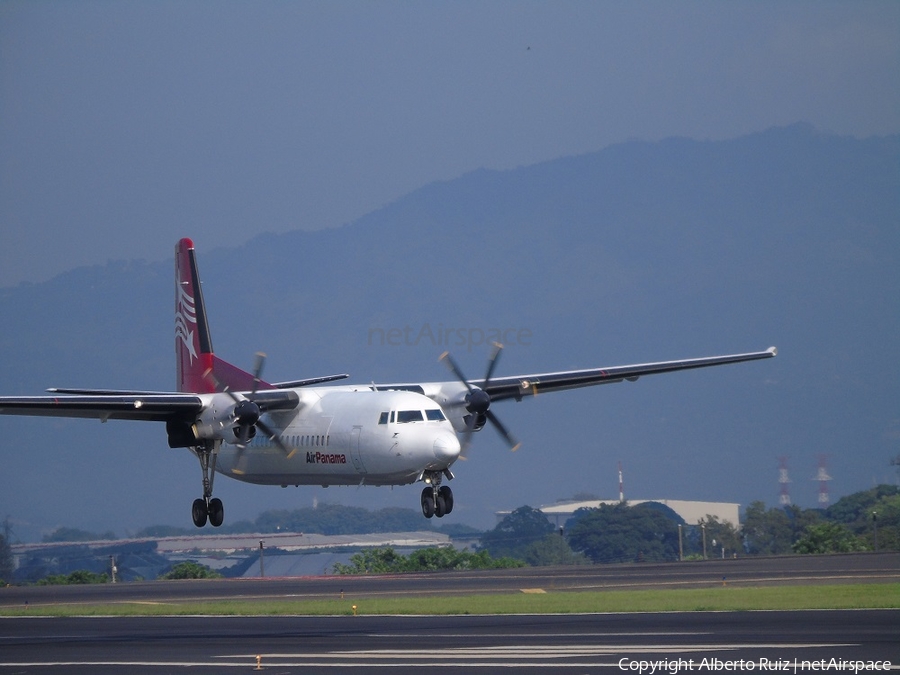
<box><xmin>814</xmin><ymin>454</ymin><xmax>832</xmax><ymax>506</ymax></box>
<box><xmin>618</xmin><ymin>461</ymin><xmax>625</xmax><ymax>504</ymax></box>
<box><xmin>777</xmin><ymin>456</ymin><xmax>791</xmax><ymax>506</ymax></box>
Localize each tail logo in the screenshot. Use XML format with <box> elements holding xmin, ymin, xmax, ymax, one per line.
<box><xmin>175</xmin><ymin>266</ymin><xmax>198</xmax><ymax>363</ymax></box>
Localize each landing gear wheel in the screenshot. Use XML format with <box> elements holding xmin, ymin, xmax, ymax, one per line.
<box><xmin>434</xmin><ymin>492</ymin><xmax>446</xmax><ymax>518</ymax></box>
<box><xmin>421</xmin><ymin>488</ymin><xmax>435</xmax><ymax>518</ymax></box>
<box><xmin>192</xmin><ymin>498</ymin><xmax>208</xmax><ymax>528</ymax></box>
<box><xmin>438</xmin><ymin>486</ymin><xmax>454</xmax><ymax>515</ymax></box>
<box><xmin>208</xmin><ymin>498</ymin><xmax>224</xmax><ymax>527</ymax></box>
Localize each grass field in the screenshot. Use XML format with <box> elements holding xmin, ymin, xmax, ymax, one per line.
<box><xmin>2</xmin><ymin>583</ymin><xmax>898</xmax><ymax>617</ymax></box>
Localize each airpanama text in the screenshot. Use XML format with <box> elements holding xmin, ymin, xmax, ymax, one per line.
<box><xmin>306</xmin><ymin>452</ymin><xmax>347</xmax><ymax>464</ymax></box>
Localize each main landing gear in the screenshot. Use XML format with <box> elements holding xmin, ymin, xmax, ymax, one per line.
<box><xmin>420</xmin><ymin>471</ymin><xmax>453</xmax><ymax>519</ymax></box>
<box><xmin>191</xmin><ymin>442</ymin><xmax>224</xmax><ymax>528</ymax></box>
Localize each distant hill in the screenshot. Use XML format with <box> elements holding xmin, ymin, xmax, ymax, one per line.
<box><xmin>2</xmin><ymin>123</ymin><xmax>898</xmax><ymax>539</ymax></box>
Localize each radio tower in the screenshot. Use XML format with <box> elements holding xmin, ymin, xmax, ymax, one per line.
<box><xmin>814</xmin><ymin>454</ymin><xmax>832</xmax><ymax>507</ymax></box>
<box><xmin>777</xmin><ymin>456</ymin><xmax>792</xmax><ymax>506</ymax></box>
<box><xmin>618</xmin><ymin>461</ymin><xmax>625</xmax><ymax>504</ymax></box>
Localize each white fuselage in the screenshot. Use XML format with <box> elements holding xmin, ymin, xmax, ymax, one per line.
<box><xmin>211</xmin><ymin>387</ymin><xmax>462</xmax><ymax>487</ymax></box>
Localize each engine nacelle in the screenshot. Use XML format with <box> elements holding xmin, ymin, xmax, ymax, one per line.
<box><xmin>444</xmin><ymin>408</ymin><xmax>486</xmax><ymax>435</ymax></box>
<box><xmin>190</xmin><ymin>393</ymin><xmax>244</xmax><ymax>445</ymax></box>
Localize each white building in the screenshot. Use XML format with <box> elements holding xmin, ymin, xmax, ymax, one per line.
<box><xmin>499</xmin><ymin>499</ymin><xmax>741</xmax><ymax>529</ymax></box>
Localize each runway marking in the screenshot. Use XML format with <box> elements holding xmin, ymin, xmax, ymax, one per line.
<box><xmin>1</xmin><ymin>642</ymin><xmax>857</xmax><ymax>670</ymax></box>
<box><xmin>223</xmin><ymin>642</ymin><xmax>853</xmax><ymax>659</ymax></box>
<box><xmin>2</xmin><ymin>643</ymin><xmax>860</xmax><ymax>671</ymax></box>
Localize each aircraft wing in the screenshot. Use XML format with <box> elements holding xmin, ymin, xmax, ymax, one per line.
<box><xmin>476</xmin><ymin>347</ymin><xmax>777</xmax><ymax>402</ymax></box>
<box><xmin>0</xmin><ymin>393</ymin><xmax>204</xmax><ymax>422</ymax></box>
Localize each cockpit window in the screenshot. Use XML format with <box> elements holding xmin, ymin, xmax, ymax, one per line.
<box><xmin>378</xmin><ymin>412</ymin><xmax>389</xmax><ymax>425</ymax></box>
<box><xmin>396</xmin><ymin>410</ymin><xmax>424</xmax><ymax>423</ymax></box>
<box><xmin>425</xmin><ymin>409</ymin><xmax>446</xmax><ymax>421</ymax></box>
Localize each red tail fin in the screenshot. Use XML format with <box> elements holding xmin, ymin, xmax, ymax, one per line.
<box><xmin>175</xmin><ymin>238</ymin><xmax>270</xmax><ymax>393</ymax></box>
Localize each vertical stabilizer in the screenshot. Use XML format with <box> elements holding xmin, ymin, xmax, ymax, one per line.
<box><xmin>175</xmin><ymin>238</ymin><xmax>215</xmax><ymax>393</ymax></box>
<box><xmin>174</xmin><ymin>238</ymin><xmax>274</xmax><ymax>393</ymax></box>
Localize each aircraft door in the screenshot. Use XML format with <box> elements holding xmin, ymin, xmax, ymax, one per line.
<box><xmin>350</xmin><ymin>426</ymin><xmax>367</xmax><ymax>474</ymax></box>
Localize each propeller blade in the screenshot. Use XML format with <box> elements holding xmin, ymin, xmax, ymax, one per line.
<box><xmin>257</xmin><ymin>419</ymin><xmax>297</xmax><ymax>459</ymax></box>
<box><xmin>483</xmin><ymin>342</ymin><xmax>503</xmax><ymax>386</ymax></box>
<box><xmin>203</xmin><ymin>367</ymin><xmax>240</xmax><ymax>402</ymax></box>
<box><xmin>485</xmin><ymin>409</ymin><xmax>520</xmax><ymax>451</ymax></box>
<box><xmin>439</xmin><ymin>351</ymin><xmax>474</xmax><ymax>394</ymax></box>
<box><xmin>457</xmin><ymin>414</ymin><xmax>478</xmax><ymax>460</ymax></box>
<box><xmin>440</xmin><ymin>345</ymin><xmax>522</xmax><ymax>453</ymax></box>
<box><xmin>251</xmin><ymin>352</ymin><xmax>266</xmax><ymax>395</ymax></box>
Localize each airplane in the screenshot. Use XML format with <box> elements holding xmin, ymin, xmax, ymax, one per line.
<box><xmin>0</xmin><ymin>238</ymin><xmax>777</xmax><ymax>527</ymax></box>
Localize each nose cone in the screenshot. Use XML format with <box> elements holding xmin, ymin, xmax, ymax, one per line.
<box><xmin>433</xmin><ymin>431</ymin><xmax>461</xmax><ymax>464</ymax></box>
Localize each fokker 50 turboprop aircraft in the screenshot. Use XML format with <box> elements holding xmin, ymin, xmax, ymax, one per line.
<box><xmin>0</xmin><ymin>239</ymin><xmax>776</xmax><ymax>527</ymax></box>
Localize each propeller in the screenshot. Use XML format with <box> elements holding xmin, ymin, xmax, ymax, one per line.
<box><xmin>440</xmin><ymin>342</ymin><xmax>520</xmax><ymax>454</ymax></box>
<box><xmin>204</xmin><ymin>352</ymin><xmax>296</xmax><ymax>464</ymax></box>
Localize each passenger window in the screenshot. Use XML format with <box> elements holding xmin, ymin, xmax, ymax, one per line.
<box><xmin>378</xmin><ymin>412</ymin><xmax>389</xmax><ymax>425</ymax></box>
<box><xmin>425</xmin><ymin>409</ymin><xmax>446</xmax><ymax>421</ymax></box>
<box><xmin>396</xmin><ymin>410</ymin><xmax>424</xmax><ymax>423</ymax></box>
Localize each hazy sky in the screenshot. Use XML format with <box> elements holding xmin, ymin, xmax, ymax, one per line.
<box><xmin>1</xmin><ymin>1</ymin><xmax>898</xmax><ymax>287</ymax></box>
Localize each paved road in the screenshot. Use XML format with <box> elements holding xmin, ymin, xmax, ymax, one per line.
<box><xmin>1</xmin><ymin>610</ymin><xmax>898</xmax><ymax>673</ymax></box>
<box><xmin>2</xmin><ymin>552</ymin><xmax>898</xmax><ymax>609</ymax></box>
<box><xmin>1</xmin><ymin>553</ymin><xmax>898</xmax><ymax>673</ymax></box>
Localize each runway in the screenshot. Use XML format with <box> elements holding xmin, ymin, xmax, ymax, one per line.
<box><xmin>1</xmin><ymin>611</ymin><xmax>898</xmax><ymax>673</ymax></box>
<box><xmin>3</xmin><ymin>551</ymin><xmax>899</xmax><ymax>609</ymax></box>
<box><xmin>1</xmin><ymin>553</ymin><xmax>898</xmax><ymax>673</ymax></box>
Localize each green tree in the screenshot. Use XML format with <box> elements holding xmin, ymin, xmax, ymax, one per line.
<box><xmin>793</xmin><ymin>522</ymin><xmax>868</xmax><ymax>554</ymax></box>
<box><xmin>332</xmin><ymin>547</ymin><xmax>406</xmax><ymax>574</ymax></box>
<box><xmin>826</xmin><ymin>486</ymin><xmax>900</xmax><ymax>551</ymax></box>
<box><xmin>479</xmin><ymin>506</ymin><xmax>554</xmax><ymax>561</ymax></box>
<box><xmin>331</xmin><ymin>547</ymin><xmax>524</xmax><ymax>574</ymax></box>
<box><xmin>742</xmin><ymin>501</ymin><xmax>790</xmax><ymax>554</ymax></box>
<box><xmin>741</xmin><ymin>501</ymin><xmax>819</xmax><ymax>555</ymax></box>
<box><xmin>826</xmin><ymin>485</ymin><xmax>899</xmax><ymax>526</ymax></box>
<box><xmin>697</xmin><ymin>515</ymin><xmax>742</xmax><ymax>558</ymax></box>
<box><xmin>37</xmin><ymin>570</ymin><xmax>109</xmax><ymax>585</ymax></box>
<box><xmin>868</xmin><ymin>494</ymin><xmax>900</xmax><ymax>550</ymax></box>
<box><xmin>524</xmin><ymin>533</ymin><xmax>588</xmax><ymax>566</ymax></box>
<box><xmin>160</xmin><ymin>561</ymin><xmax>222</xmax><ymax>580</ymax></box>
<box><xmin>565</xmin><ymin>502</ymin><xmax>680</xmax><ymax>564</ymax></box>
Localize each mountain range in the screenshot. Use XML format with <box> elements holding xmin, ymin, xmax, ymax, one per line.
<box><xmin>1</xmin><ymin>123</ymin><xmax>898</xmax><ymax>539</ymax></box>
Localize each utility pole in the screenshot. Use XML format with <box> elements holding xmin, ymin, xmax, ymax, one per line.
<box><xmin>873</xmin><ymin>511</ymin><xmax>878</xmax><ymax>553</ymax></box>
<box><xmin>701</xmin><ymin>523</ymin><xmax>707</xmax><ymax>560</ymax></box>
<box><xmin>259</xmin><ymin>540</ymin><xmax>265</xmax><ymax>578</ymax></box>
